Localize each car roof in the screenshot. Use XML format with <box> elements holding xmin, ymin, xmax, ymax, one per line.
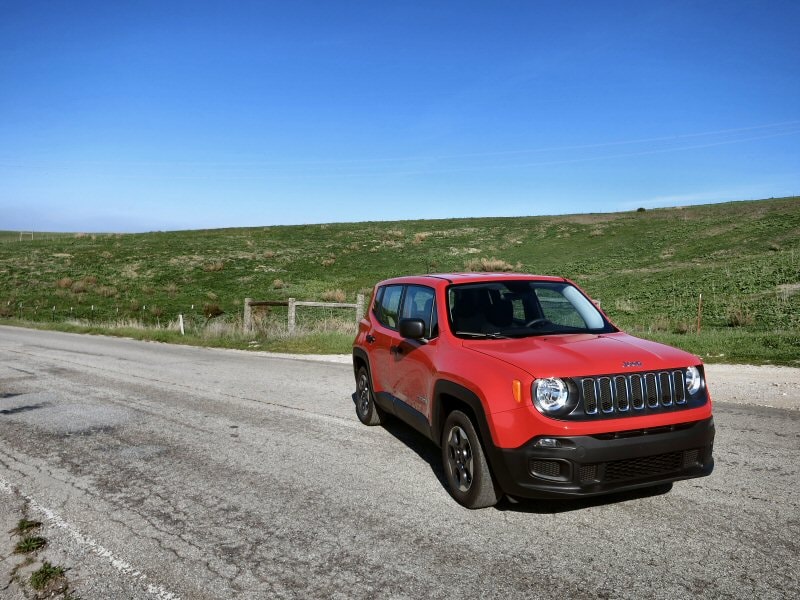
<box><xmin>375</xmin><ymin>273</ymin><xmax>568</xmax><ymax>287</ymax></box>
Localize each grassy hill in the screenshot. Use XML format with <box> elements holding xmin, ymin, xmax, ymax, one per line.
<box><xmin>1</xmin><ymin>197</ymin><xmax>798</xmax><ymax>364</ymax></box>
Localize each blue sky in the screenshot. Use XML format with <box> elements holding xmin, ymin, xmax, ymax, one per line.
<box><xmin>1</xmin><ymin>0</ymin><xmax>798</xmax><ymax>232</ymax></box>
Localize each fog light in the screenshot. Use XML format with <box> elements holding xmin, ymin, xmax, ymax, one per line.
<box><xmin>534</xmin><ymin>437</ymin><xmax>562</xmax><ymax>448</ymax></box>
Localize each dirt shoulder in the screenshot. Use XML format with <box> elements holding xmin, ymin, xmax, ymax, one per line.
<box><xmin>705</xmin><ymin>364</ymin><xmax>800</xmax><ymax>411</ymax></box>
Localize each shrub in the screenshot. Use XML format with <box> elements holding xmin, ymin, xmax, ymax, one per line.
<box><xmin>273</xmin><ymin>279</ymin><xmax>286</xmax><ymax>289</ymax></box>
<box><xmin>673</xmin><ymin>321</ymin><xmax>692</xmax><ymax>335</ymax></box>
<box><xmin>83</xmin><ymin>275</ymin><xmax>98</xmax><ymax>285</ymax></box>
<box><xmin>637</xmin><ymin>207</ymin><xmax>646</xmax><ymax>212</ymax></box>
<box><xmin>70</xmin><ymin>280</ymin><xmax>87</xmax><ymax>294</ymax></box>
<box><xmin>203</xmin><ymin>303</ymin><xmax>224</xmax><ymax>318</ymax></box>
<box><xmin>727</xmin><ymin>307</ymin><xmax>755</xmax><ymax>327</ymax></box>
<box><xmin>56</xmin><ymin>277</ymin><xmax>73</xmax><ymax>289</ymax></box>
<box><xmin>321</xmin><ymin>258</ymin><xmax>336</xmax><ymax>267</ymax></box>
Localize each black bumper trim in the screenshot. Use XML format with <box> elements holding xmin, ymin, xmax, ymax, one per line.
<box><xmin>486</xmin><ymin>417</ymin><xmax>715</xmax><ymax>499</ymax></box>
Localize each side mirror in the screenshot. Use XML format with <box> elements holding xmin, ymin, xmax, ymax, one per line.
<box><xmin>399</xmin><ymin>318</ymin><xmax>426</xmax><ymax>340</ymax></box>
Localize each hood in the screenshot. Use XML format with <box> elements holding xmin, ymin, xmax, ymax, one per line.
<box><xmin>463</xmin><ymin>332</ymin><xmax>700</xmax><ymax>378</ymax></box>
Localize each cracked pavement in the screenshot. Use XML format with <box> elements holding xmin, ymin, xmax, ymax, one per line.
<box><xmin>0</xmin><ymin>325</ymin><xmax>798</xmax><ymax>599</ymax></box>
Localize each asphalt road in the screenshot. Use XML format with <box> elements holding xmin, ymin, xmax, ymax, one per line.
<box><xmin>1</xmin><ymin>326</ymin><xmax>798</xmax><ymax>599</ymax></box>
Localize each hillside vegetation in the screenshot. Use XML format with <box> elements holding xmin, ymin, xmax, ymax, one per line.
<box><xmin>1</xmin><ymin>197</ymin><xmax>798</xmax><ymax>364</ymax></box>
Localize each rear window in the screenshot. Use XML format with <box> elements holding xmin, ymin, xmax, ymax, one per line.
<box><xmin>373</xmin><ymin>285</ymin><xmax>404</xmax><ymax>329</ymax></box>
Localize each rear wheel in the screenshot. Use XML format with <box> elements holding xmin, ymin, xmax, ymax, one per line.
<box><xmin>355</xmin><ymin>366</ymin><xmax>383</xmax><ymax>425</ymax></box>
<box><xmin>442</xmin><ymin>410</ymin><xmax>500</xmax><ymax>509</ymax></box>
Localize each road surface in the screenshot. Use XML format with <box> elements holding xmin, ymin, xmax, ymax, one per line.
<box><xmin>1</xmin><ymin>326</ymin><xmax>798</xmax><ymax>599</ymax></box>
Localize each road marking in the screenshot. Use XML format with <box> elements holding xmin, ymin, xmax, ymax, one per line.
<box><xmin>0</xmin><ymin>477</ymin><xmax>181</xmax><ymax>600</ymax></box>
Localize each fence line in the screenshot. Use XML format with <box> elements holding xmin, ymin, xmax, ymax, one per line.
<box><xmin>244</xmin><ymin>295</ymin><xmax>364</xmax><ymax>333</ymax></box>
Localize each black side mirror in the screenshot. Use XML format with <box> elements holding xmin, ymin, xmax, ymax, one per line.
<box><xmin>399</xmin><ymin>318</ymin><xmax>426</xmax><ymax>340</ymax></box>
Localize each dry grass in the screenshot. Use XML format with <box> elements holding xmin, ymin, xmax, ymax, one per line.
<box><xmin>321</xmin><ymin>257</ymin><xmax>336</xmax><ymax>267</ymax></box>
<box><xmin>412</xmin><ymin>232</ymin><xmax>431</xmax><ymax>244</ymax></box>
<box><xmin>273</xmin><ymin>278</ymin><xmax>286</xmax><ymax>289</ymax></box>
<box><xmin>614</xmin><ymin>298</ymin><xmax>638</xmax><ymax>314</ymax></box>
<box><xmin>464</xmin><ymin>257</ymin><xmax>518</xmax><ymax>272</ymax></box>
<box><xmin>97</xmin><ymin>285</ymin><xmax>117</xmax><ymax>298</ymax></box>
<box><xmin>203</xmin><ymin>261</ymin><xmax>225</xmax><ymax>272</ymax></box>
<box><xmin>56</xmin><ymin>277</ymin><xmax>73</xmax><ymax>289</ymax></box>
<box><xmin>321</xmin><ymin>289</ymin><xmax>347</xmax><ymax>302</ymax></box>
<box><xmin>386</xmin><ymin>229</ymin><xmax>404</xmax><ymax>238</ymax></box>
<box><xmin>649</xmin><ymin>315</ymin><xmax>672</xmax><ymax>332</ymax></box>
<box><xmin>165</xmin><ymin>282</ymin><xmax>179</xmax><ymax>297</ymax></box>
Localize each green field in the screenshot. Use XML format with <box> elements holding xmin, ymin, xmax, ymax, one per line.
<box><xmin>2</xmin><ymin>197</ymin><xmax>799</xmax><ymax>364</ymax></box>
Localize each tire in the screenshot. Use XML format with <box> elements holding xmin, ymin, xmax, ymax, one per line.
<box><xmin>441</xmin><ymin>410</ymin><xmax>501</xmax><ymax>509</ymax></box>
<box><xmin>355</xmin><ymin>366</ymin><xmax>384</xmax><ymax>425</ymax></box>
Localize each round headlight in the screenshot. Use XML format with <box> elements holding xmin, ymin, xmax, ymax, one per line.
<box><xmin>685</xmin><ymin>366</ymin><xmax>702</xmax><ymax>395</ymax></box>
<box><xmin>533</xmin><ymin>378</ymin><xmax>570</xmax><ymax>413</ymax></box>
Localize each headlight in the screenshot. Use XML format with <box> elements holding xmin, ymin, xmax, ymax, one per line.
<box><xmin>533</xmin><ymin>378</ymin><xmax>570</xmax><ymax>414</ymax></box>
<box><xmin>685</xmin><ymin>366</ymin><xmax>702</xmax><ymax>395</ymax></box>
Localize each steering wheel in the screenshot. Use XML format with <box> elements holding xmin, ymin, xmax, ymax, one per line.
<box><xmin>524</xmin><ymin>318</ymin><xmax>548</xmax><ymax>328</ymax></box>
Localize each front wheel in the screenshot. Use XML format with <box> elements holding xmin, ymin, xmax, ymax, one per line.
<box><xmin>355</xmin><ymin>366</ymin><xmax>383</xmax><ymax>425</ymax></box>
<box><xmin>441</xmin><ymin>410</ymin><xmax>501</xmax><ymax>509</ymax></box>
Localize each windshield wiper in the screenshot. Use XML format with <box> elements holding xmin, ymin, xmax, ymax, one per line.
<box><xmin>455</xmin><ymin>331</ymin><xmax>510</xmax><ymax>339</ymax></box>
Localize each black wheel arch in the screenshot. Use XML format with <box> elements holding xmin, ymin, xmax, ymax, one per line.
<box><xmin>432</xmin><ymin>379</ymin><xmax>515</xmax><ymax>494</ymax></box>
<box><xmin>352</xmin><ymin>348</ymin><xmax>370</xmax><ymax>379</ymax></box>
<box><xmin>432</xmin><ymin>380</ymin><xmax>494</xmax><ymax>449</ymax></box>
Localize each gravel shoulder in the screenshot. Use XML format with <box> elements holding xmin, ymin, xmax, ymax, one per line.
<box><xmin>703</xmin><ymin>363</ymin><xmax>800</xmax><ymax>410</ymax></box>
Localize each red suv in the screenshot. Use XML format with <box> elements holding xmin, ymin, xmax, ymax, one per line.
<box><xmin>352</xmin><ymin>273</ymin><xmax>714</xmax><ymax>508</ymax></box>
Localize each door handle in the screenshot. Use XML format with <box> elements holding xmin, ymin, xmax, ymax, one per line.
<box><xmin>366</xmin><ymin>334</ymin><xmax>376</xmax><ymax>344</ymax></box>
<box><xmin>390</xmin><ymin>345</ymin><xmax>403</xmax><ymax>355</ymax></box>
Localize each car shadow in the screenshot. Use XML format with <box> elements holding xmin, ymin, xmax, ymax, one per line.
<box><xmin>350</xmin><ymin>392</ymin><xmax>449</xmax><ymax>490</ymax></box>
<box><xmin>350</xmin><ymin>393</ymin><xmax>674</xmax><ymax>513</ymax></box>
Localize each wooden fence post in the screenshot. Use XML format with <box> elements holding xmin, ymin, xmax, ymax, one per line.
<box><xmin>288</xmin><ymin>298</ymin><xmax>296</xmax><ymax>333</ymax></box>
<box><xmin>243</xmin><ymin>297</ymin><xmax>253</xmax><ymax>333</ymax></box>
<box><xmin>355</xmin><ymin>293</ymin><xmax>365</xmax><ymax>323</ymax></box>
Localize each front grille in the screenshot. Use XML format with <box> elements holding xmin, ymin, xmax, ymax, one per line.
<box><xmin>578</xmin><ymin>448</ymin><xmax>704</xmax><ymax>485</ymax></box>
<box><xmin>577</xmin><ymin>370</ymin><xmax>697</xmax><ymax>418</ymax></box>
<box><xmin>605</xmin><ymin>451</ymin><xmax>683</xmax><ymax>482</ymax></box>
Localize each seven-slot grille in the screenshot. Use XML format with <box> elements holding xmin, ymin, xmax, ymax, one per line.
<box><xmin>580</xmin><ymin>371</ymin><xmax>687</xmax><ymax>416</ymax></box>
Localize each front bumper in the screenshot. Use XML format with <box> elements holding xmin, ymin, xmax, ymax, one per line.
<box><xmin>487</xmin><ymin>417</ymin><xmax>715</xmax><ymax>499</ymax></box>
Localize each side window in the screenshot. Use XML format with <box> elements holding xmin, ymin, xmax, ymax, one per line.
<box><xmin>372</xmin><ymin>286</ymin><xmax>385</xmax><ymax>320</ymax></box>
<box><xmin>535</xmin><ymin>288</ymin><xmax>587</xmax><ymax>328</ymax></box>
<box><xmin>400</xmin><ymin>285</ymin><xmax>437</xmax><ymax>338</ymax></box>
<box><xmin>375</xmin><ymin>285</ymin><xmax>404</xmax><ymax>329</ymax></box>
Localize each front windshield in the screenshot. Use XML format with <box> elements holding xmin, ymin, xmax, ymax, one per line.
<box><xmin>447</xmin><ymin>280</ymin><xmax>616</xmax><ymax>338</ymax></box>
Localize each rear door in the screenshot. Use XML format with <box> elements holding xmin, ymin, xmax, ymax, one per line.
<box><xmin>367</xmin><ymin>284</ymin><xmax>405</xmax><ymax>396</ymax></box>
